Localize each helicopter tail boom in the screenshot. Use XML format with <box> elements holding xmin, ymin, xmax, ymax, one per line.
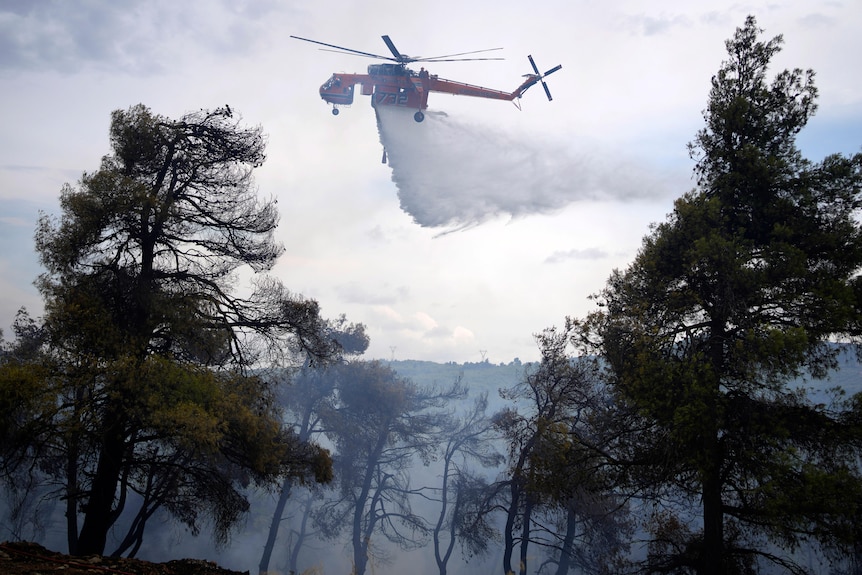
<box><xmin>425</xmin><ymin>54</ymin><xmax>562</xmax><ymax>103</ymax></box>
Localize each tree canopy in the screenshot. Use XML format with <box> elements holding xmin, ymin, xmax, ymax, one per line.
<box><xmin>582</xmin><ymin>16</ymin><xmax>862</xmax><ymax>575</ymax></box>
<box><xmin>0</xmin><ymin>104</ymin><xmax>341</xmax><ymax>557</ymax></box>
<box><xmin>313</xmin><ymin>360</ymin><xmax>464</xmax><ymax>575</ymax></box>
<box><xmin>493</xmin><ymin>323</ymin><xmax>631</xmax><ymax>575</ymax></box>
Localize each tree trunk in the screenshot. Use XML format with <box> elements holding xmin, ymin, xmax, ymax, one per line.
<box><xmin>259</xmin><ymin>476</ymin><xmax>293</xmax><ymax>574</ymax></box>
<box><xmin>77</xmin><ymin>402</ymin><xmax>127</xmax><ymax>555</ymax></box>
<box><xmin>260</xmin><ymin>389</ymin><xmax>314</xmax><ymax>575</ymax></box>
<box><xmin>502</xmin><ymin>480</ymin><xmax>519</xmax><ymax>575</ymax></box>
<box><xmin>76</xmin><ymin>423</ymin><xmax>125</xmax><ymax>556</ymax></box>
<box><xmin>287</xmin><ymin>495</ymin><xmax>314</xmax><ymax>575</ymax></box>
<box><xmin>700</xmin><ymin>461</ymin><xmax>724</xmax><ymax>575</ymax></box>
<box><xmin>700</xmin><ymin>328</ymin><xmax>725</xmax><ymax>575</ymax></box>
<box><xmin>554</xmin><ymin>504</ymin><xmax>578</xmax><ymax>575</ymax></box>
<box><xmin>433</xmin><ymin>453</ymin><xmax>454</xmax><ymax>575</ymax></box>
<box><xmin>351</xmin><ymin>421</ymin><xmax>391</xmax><ymax>575</ymax></box>
<box><xmin>353</xmin><ymin>533</ymin><xmax>369</xmax><ymax>575</ymax></box>
<box><xmin>518</xmin><ymin>496</ymin><xmax>534</xmax><ymax>575</ymax></box>
<box><xmin>65</xmin><ymin>435</ymin><xmax>80</xmax><ymax>554</ymax></box>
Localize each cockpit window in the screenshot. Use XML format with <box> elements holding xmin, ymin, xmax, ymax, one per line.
<box><xmin>322</xmin><ymin>76</ymin><xmax>341</xmax><ymax>90</ymax></box>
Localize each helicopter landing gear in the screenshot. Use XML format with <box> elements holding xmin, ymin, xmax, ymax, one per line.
<box><xmin>413</xmin><ymin>111</ymin><xmax>425</xmax><ymax>123</ymax></box>
<box><xmin>332</xmin><ymin>107</ymin><xmax>340</xmax><ymax>116</ymax></box>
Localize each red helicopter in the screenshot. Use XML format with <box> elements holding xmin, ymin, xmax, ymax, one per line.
<box><xmin>291</xmin><ymin>35</ymin><xmax>562</xmax><ymax>122</ymax></box>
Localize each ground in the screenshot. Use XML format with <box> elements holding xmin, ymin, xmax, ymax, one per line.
<box><xmin>0</xmin><ymin>541</ymin><xmax>248</xmax><ymax>575</ymax></box>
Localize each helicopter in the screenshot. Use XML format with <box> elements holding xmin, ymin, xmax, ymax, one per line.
<box><xmin>291</xmin><ymin>35</ymin><xmax>562</xmax><ymax>122</ymax></box>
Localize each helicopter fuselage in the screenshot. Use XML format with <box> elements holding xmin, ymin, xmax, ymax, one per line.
<box><xmin>294</xmin><ymin>34</ymin><xmax>560</xmax><ymax>123</ymax></box>
<box><xmin>319</xmin><ymin>63</ymin><xmax>536</xmax><ymax>121</ymax></box>
<box><xmin>319</xmin><ymin>64</ymin><xmax>428</xmax><ymax>112</ymax></box>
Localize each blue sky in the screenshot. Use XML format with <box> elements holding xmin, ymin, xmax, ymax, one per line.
<box><xmin>1</xmin><ymin>0</ymin><xmax>860</xmax><ymax>363</ymax></box>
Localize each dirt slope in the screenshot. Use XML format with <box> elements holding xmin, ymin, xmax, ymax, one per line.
<box><xmin>0</xmin><ymin>541</ymin><xmax>249</xmax><ymax>575</ymax></box>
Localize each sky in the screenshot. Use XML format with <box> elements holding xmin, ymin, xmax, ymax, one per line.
<box><xmin>1</xmin><ymin>0</ymin><xmax>860</xmax><ymax>365</ymax></box>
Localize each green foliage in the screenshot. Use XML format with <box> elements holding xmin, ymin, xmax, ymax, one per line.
<box><xmin>586</xmin><ymin>16</ymin><xmax>862</xmax><ymax>574</ymax></box>
<box><xmin>493</xmin><ymin>322</ymin><xmax>632</xmax><ymax>575</ymax></box>
<box><xmin>0</xmin><ymin>310</ymin><xmax>56</xmax><ymax>475</ymax></box>
<box><xmin>3</xmin><ymin>104</ymin><xmax>343</xmax><ymax>557</ymax></box>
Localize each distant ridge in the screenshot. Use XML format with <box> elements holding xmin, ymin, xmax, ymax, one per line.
<box><xmin>387</xmin><ymin>344</ymin><xmax>862</xmax><ymax>399</ymax></box>
<box><xmin>389</xmin><ymin>359</ymin><xmax>529</xmax><ymax>390</ymax></box>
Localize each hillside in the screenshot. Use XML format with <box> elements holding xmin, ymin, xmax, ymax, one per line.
<box><xmin>389</xmin><ymin>358</ymin><xmax>529</xmax><ymax>391</ymax></box>
<box><xmin>390</xmin><ymin>348</ymin><xmax>862</xmax><ymax>399</ymax></box>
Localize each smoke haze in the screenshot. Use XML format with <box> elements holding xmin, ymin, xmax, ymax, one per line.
<box><xmin>375</xmin><ymin>105</ymin><xmax>676</xmax><ymax>231</ymax></box>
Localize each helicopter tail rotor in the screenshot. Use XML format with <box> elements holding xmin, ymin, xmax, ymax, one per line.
<box><xmin>527</xmin><ymin>55</ymin><xmax>562</xmax><ymax>101</ymax></box>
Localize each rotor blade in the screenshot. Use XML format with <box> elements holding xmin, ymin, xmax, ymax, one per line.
<box><xmin>543</xmin><ymin>64</ymin><xmax>563</xmax><ymax>76</ymax></box>
<box><xmin>319</xmin><ymin>48</ymin><xmax>394</xmax><ymax>61</ymax></box>
<box><xmin>542</xmin><ymin>81</ymin><xmax>553</xmax><ymax>101</ymax></box>
<box><xmin>381</xmin><ymin>35</ymin><xmax>404</xmax><ymax>61</ymax></box>
<box><xmin>418</xmin><ymin>47</ymin><xmax>504</xmax><ymax>61</ymax></box>
<box><xmin>291</xmin><ymin>35</ymin><xmax>394</xmax><ymax>61</ymax></box>
<box><xmin>528</xmin><ymin>55</ymin><xmax>540</xmax><ymax>75</ymax></box>
<box><xmin>416</xmin><ymin>56</ymin><xmax>505</xmax><ymax>62</ymax></box>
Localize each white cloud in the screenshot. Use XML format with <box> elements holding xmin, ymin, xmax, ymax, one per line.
<box><xmin>545</xmin><ymin>248</ymin><xmax>610</xmax><ymax>264</ymax></box>
<box><xmin>413</xmin><ymin>311</ymin><xmax>438</xmax><ymax>331</ymax></box>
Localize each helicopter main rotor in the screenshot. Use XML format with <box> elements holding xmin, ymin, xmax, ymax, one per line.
<box><xmin>290</xmin><ymin>34</ymin><xmax>504</xmax><ymax>65</ymax></box>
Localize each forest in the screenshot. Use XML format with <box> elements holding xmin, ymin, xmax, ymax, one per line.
<box><xmin>2</xmin><ymin>15</ymin><xmax>862</xmax><ymax>575</ymax></box>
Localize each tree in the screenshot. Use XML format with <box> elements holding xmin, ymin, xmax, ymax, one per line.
<box><xmin>0</xmin><ymin>309</ymin><xmax>57</xmax><ymax>543</ymax></box>
<box><xmin>431</xmin><ymin>392</ymin><xmax>503</xmax><ymax>575</ymax></box>
<box><xmin>493</xmin><ymin>323</ymin><xmax>630</xmax><ymax>575</ymax></box>
<box><xmin>584</xmin><ymin>16</ymin><xmax>862</xmax><ymax>575</ymax></box>
<box><xmin>314</xmin><ymin>360</ymin><xmax>464</xmax><ymax>575</ymax></box>
<box><xmin>258</xmin><ymin>316</ymin><xmax>368</xmax><ymax>575</ymax></box>
<box><xmin>2</xmin><ymin>104</ymin><xmax>339</xmax><ymax>556</ymax></box>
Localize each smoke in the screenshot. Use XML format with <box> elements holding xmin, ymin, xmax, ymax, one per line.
<box><xmin>375</xmin><ymin>105</ymin><xmax>677</xmax><ymax>231</ymax></box>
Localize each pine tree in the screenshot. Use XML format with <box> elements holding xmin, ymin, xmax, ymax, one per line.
<box><xmin>588</xmin><ymin>16</ymin><xmax>862</xmax><ymax>574</ymax></box>
<box><xmin>2</xmin><ymin>105</ymin><xmax>339</xmax><ymax>556</ymax></box>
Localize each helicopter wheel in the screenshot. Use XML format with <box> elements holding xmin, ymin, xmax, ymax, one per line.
<box><xmin>413</xmin><ymin>111</ymin><xmax>424</xmax><ymax>123</ymax></box>
<box><xmin>332</xmin><ymin>108</ymin><xmax>340</xmax><ymax>116</ymax></box>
